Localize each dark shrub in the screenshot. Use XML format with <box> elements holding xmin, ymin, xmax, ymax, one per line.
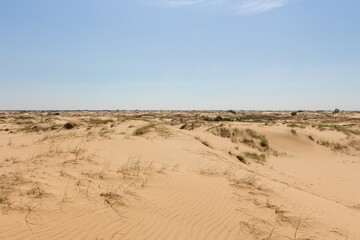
<box><xmin>214</xmin><ymin>116</ymin><xmax>223</xmax><ymax>121</ymax></box>
<box><xmin>63</xmin><ymin>123</ymin><xmax>75</xmax><ymax>130</ymax></box>
<box><xmin>236</xmin><ymin>155</ymin><xmax>247</xmax><ymax>164</ymax></box>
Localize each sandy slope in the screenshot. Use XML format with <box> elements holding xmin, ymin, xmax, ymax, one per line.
<box><xmin>0</xmin><ymin>111</ymin><xmax>359</xmax><ymax>239</ymax></box>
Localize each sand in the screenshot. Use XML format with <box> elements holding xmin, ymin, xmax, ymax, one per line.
<box><xmin>0</xmin><ymin>110</ymin><xmax>359</xmax><ymax>239</ymax></box>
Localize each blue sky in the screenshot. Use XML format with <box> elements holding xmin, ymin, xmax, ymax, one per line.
<box><xmin>1</xmin><ymin>0</ymin><xmax>359</xmax><ymax>110</ymax></box>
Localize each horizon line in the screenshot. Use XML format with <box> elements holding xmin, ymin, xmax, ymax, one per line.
<box><xmin>0</xmin><ymin>109</ymin><xmax>358</xmax><ymax>112</ymax></box>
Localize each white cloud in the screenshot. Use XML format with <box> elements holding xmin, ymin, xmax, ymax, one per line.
<box><xmin>236</xmin><ymin>0</ymin><xmax>287</xmax><ymax>14</ymax></box>
<box><xmin>161</xmin><ymin>0</ymin><xmax>204</xmax><ymax>7</ymax></box>
<box><xmin>146</xmin><ymin>0</ymin><xmax>223</xmax><ymax>8</ymax></box>
<box><xmin>142</xmin><ymin>0</ymin><xmax>289</xmax><ymax>14</ymax></box>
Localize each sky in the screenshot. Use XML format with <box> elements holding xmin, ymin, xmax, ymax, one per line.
<box><xmin>0</xmin><ymin>0</ymin><xmax>359</xmax><ymax>110</ymax></box>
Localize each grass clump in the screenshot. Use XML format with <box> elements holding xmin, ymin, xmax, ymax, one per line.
<box><xmin>216</xmin><ymin>126</ymin><xmax>231</xmax><ymax>138</ymax></box>
<box><xmin>27</xmin><ymin>184</ymin><xmax>44</xmax><ymax>198</ymax></box>
<box><xmin>315</xmin><ymin>124</ymin><xmax>359</xmax><ymax>136</ymax></box>
<box><xmin>287</xmin><ymin>122</ymin><xmax>306</xmax><ymax>128</ymax></box>
<box><xmin>100</xmin><ymin>192</ymin><xmax>126</xmax><ymax>206</ymax></box>
<box><xmin>98</xmin><ymin>127</ymin><xmax>115</xmax><ymax>139</ymax></box>
<box><xmin>133</xmin><ymin>123</ymin><xmax>156</xmax><ymax>136</ymax></box>
<box><xmin>244</xmin><ymin>152</ymin><xmax>266</xmax><ymax>164</ymax></box>
<box><xmin>317</xmin><ymin>140</ymin><xmax>348</xmax><ymax>152</ymax></box>
<box><xmin>198</xmin><ymin>166</ymin><xmax>218</xmax><ymax>176</ymax></box>
<box><xmin>117</xmin><ymin>155</ymin><xmax>153</xmax><ymax>179</ymax></box>
<box><xmin>210</xmin><ymin>126</ymin><xmax>270</xmax><ymax>150</ymax></box>
<box><xmin>260</xmin><ymin>138</ymin><xmax>269</xmax><ymax>148</ymax></box>
<box><xmin>88</xmin><ymin>118</ymin><xmax>114</xmax><ymax>126</ymax></box>
<box><xmin>203</xmin><ymin>116</ymin><xmax>232</xmax><ymax>122</ymax></box>
<box><xmin>230</xmin><ymin>175</ymin><xmax>258</xmax><ymax>188</ymax></box>
<box><xmin>242</xmin><ymin>128</ymin><xmax>270</xmax><ymax>151</ymax></box>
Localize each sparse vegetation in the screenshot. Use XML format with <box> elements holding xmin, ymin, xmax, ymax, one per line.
<box><xmin>0</xmin><ymin>110</ymin><xmax>359</xmax><ymax>239</ymax></box>
<box><xmin>244</xmin><ymin>152</ymin><xmax>266</xmax><ymax>164</ymax></box>
<box><xmin>203</xmin><ymin>115</ymin><xmax>232</xmax><ymax>122</ymax></box>
<box><xmin>133</xmin><ymin>123</ymin><xmax>156</xmax><ymax>136</ymax></box>
<box><xmin>27</xmin><ymin>184</ymin><xmax>45</xmax><ymax>198</ymax></box>
<box><xmin>198</xmin><ymin>166</ymin><xmax>219</xmax><ymax>176</ymax></box>
<box><xmin>315</xmin><ymin>124</ymin><xmax>359</xmax><ymax>136</ymax></box>
<box><xmin>244</xmin><ymin>128</ymin><xmax>270</xmax><ymax>151</ymax></box>
<box><xmin>88</xmin><ymin>118</ymin><xmax>114</xmax><ymax>126</ymax></box>
<box><xmin>317</xmin><ymin>140</ymin><xmax>348</xmax><ymax>151</ymax></box>
<box><xmin>195</xmin><ymin>136</ymin><xmax>212</xmax><ymax>148</ymax></box>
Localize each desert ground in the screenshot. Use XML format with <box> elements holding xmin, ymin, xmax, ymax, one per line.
<box><xmin>0</xmin><ymin>110</ymin><xmax>359</xmax><ymax>239</ymax></box>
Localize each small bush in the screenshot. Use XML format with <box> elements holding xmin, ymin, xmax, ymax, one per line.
<box><xmin>291</xmin><ymin>112</ymin><xmax>297</xmax><ymax>116</ymax></box>
<box><xmin>260</xmin><ymin>138</ymin><xmax>269</xmax><ymax>148</ymax></box>
<box><xmin>214</xmin><ymin>116</ymin><xmax>223</xmax><ymax>121</ymax></box>
<box><xmin>63</xmin><ymin>122</ymin><xmax>75</xmax><ymax>130</ymax></box>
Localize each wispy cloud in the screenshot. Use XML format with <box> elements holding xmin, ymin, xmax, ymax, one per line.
<box><xmin>166</xmin><ymin>0</ymin><xmax>206</xmax><ymax>7</ymax></box>
<box><xmin>142</xmin><ymin>0</ymin><xmax>289</xmax><ymax>14</ymax></box>
<box><xmin>236</xmin><ymin>0</ymin><xmax>287</xmax><ymax>15</ymax></box>
<box><xmin>147</xmin><ymin>0</ymin><xmax>223</xmax><ymax>8</ymax></box>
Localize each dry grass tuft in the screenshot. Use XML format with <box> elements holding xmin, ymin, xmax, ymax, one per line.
<box><xmin>230</xmin><ymin>175</ymin><xmax>258</xmax><ymax>188</ymax></box>
<box><xmin>117</xmin><ymin>155</ymin><xmax>153</xmax><ymax>180</ymax></box>
<box><xmin>317</xmin><ymin>140</ymin><xmax>348</xmax><ymax>152</ymax></box>
<box><xmin>133</xmin><ymin>123</ymin><xmax>156</xmax><ymax>136</ymax></box>
<box><xmin>194</xmin><ymin>136</ymin><xmax>212</xmax><ymax>148</ymax></box>
<box><xmin>101</xmin><ymin>191</ymin><xmax>126</xmax><ymax>207</ymax></box>
<box><xmin>27</xmin><ymin>184</ymin><xmax>45</xmax><ymax>198</ymax></box>
<box><xmin>198</xmin><ymin>166</ymin><xmax>219</xmax><ymax>176</ymax></box>
<box><xmin>244</xmin><ymin>152</ymin><xmax>266</xmax><ymax>164</ymax></box>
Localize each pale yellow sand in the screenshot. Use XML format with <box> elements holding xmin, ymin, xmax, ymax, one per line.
<box><xmin>0</xmin><ymin>111</ymin><xmax>359</xmax><ymax>239</ymax></box>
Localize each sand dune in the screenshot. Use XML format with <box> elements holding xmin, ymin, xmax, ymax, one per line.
<box><xmin>0</xmin><ymin>111</ymin><xmax>359</xmax><ymax>239</ymax></box>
